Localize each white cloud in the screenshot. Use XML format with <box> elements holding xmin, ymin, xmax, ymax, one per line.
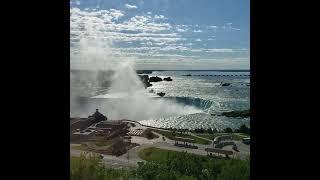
<box><xmin>70</xmin><ymin>7</ymin><xmax>248</xmax><ymax>70</ymax></box>
<box><xmin>154</xmin><ymin>15</ymin><xmax>166</xmax><ymax>19</ymax></box>
<box><xmin>209</xmin><ymin>25</ymin><xmax>217</xmax><ymax>29</ymax></box>
<box><xmin>176</xmin><ymin>28</ymin><xmax>186</xmax><ymax>32</ymax></box>
<box><xmin>125</xmin><ymin>4</ymin><xmax>138</xmax><ymax>9</ymax></box>
<box><xmin>222</xmin><ymin>23</ymin><xmax>241</xmax><ymax>31</ymax></box>
<box><xmin>193</xmin><ymin>30</ymin><xmax>202</xmax><ymax>33</ymax></box>
<box><xmin>147</xmin><ymin>12</ymin><xmax>152</xmax><ymax>15</ymax></box>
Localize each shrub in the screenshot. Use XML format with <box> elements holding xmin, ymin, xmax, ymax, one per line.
<box><xmin>224</xmin><ymin>127</ymin><xmax>233</xmax><ymax>133</ymax></box>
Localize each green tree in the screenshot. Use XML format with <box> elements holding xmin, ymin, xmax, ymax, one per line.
<box><xmin>111</xmin><ymin>137</ymin><xmax>126</xmax><ymax>156</ymax></box>
<box><xmin>239</xmin><ymin>124</ymin><xmax>250</xmax><ymax>135</ymax></box>
<box><xmin>224</xmin><ymin>127</ymin><xmax>233</xmax><ymax>133</ymax></box>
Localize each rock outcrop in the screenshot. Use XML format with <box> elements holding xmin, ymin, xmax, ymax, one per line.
<box><xmin>221</xmin><ymin>83</ymin><xmax>231</xmax><ymax>86</ymax></box>
<box><xmin>163</xmin><ymin>77</ymin><xmax>173</xmax><ymax>81</ymax></box>
<box><xmin>138</xmin><ymin>75</ymin><xmax>152</xmax><ymax>88</ymax></box>
<box><xmin>149</xmin><ymin>76</ymin><xmax>163</xmax><ymax>82</ymax></box>
<box><xmin>157</xmin><ymin>92</ymin><xmax>165</xmax><ymax>97</ymax></box>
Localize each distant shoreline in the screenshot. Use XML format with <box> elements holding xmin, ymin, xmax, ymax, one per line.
<box><xmin>137</xmin><ymin>69</ymin><xmax>250</xmax><ymax>72</ymax></box>
<box><xmin>71</xmin><ymin>69</ymin><xmax>250</xmax><ymax>74</ymax></box>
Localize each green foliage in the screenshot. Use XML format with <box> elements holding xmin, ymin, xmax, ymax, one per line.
<box><xmin>143</xmin><ymin>129</ymin><xmax>159</xmax><ymax>139</ymax></box>
<box><xmin>224</xmin><ymin>127</ymin><xmax>233</xmax><ymax>133</ymax></box>
<box><xmin>71</xmin><ymin>148</ymin><xmax>249</xmax><ymax>180</ymax></box>
<box><xmin>237</xmin><ymin>124</ymin><xmax>250</xmax><ymax>135</ymax></box>
<box><xmin>138</xmin><ymin>147</ymin><xmax>250</xmax><ymax>180</ymax></box>
<box><xmin>70</xmin><ymin>153</ymin><xmax>138</xmax><ymax>180</ymax></box>
<box><xmin>111</xmin><ymin>137</ymin><xmax>127</xmax><ymax>156</ymax></box>
<box><xmin>153</xmin><ymin>130</ymin><xmax>211</xmax><ymax>145</ymax></box>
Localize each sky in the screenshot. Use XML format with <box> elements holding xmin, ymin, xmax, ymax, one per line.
<box><xmin>70</xmin><ymin>0</ymin><xmax>250</xmax><ymax>70</ymax></box>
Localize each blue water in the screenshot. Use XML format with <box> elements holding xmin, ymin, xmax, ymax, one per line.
<box><xmin>71</xmin><ymin>70</ymin><xmax>250</xmax><ymax>130</ymax></box>
<box><xmin>138</xmin><ymin>70</ymin><xmax>250</xmax><ymax>130</ymax></box>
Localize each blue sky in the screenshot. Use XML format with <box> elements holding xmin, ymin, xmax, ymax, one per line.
<box><xmin>70</xmin><ymin>0</ymin><xmax>249</xmax><ymax>70</ymax></box>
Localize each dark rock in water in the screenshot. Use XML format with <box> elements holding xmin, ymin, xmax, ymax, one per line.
<box><xmin>183</xmin><ymin>74</ymin><xmax>192</xmax><ymax>76</ymax></box>
<box><xmin>163</xmin><ymin>77</ymin><xmax>173</xmax><ymax>81</ymax></box>
<box><xmin>157</xmin><ymin>92</ymin><xmax>165</xmax><ymax>97</ymax></box>
<box><xmin>221</xmin><ymin>83</ymin><xmax>231</xmax><ymax>86</ymax></box>
<box><xmin>138</xmin><ymin>75</ymin><xmax>152</xmax><ymax>88</ymax></box>
<box><xmin>149</xmin><ymin>76</ymin><xmax>163</xmax><ymax>82</ymax></box>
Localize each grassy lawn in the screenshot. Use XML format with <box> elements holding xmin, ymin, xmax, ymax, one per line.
<box><xmin>195</xmin><ymin>133</ymin><xmax>249</xmax><ymax>141</ymax></box>
<box><xmin>94</xmin><ymin>140</ymin><xmax>113</xmax><ymax>147</ymax></box>
<box><xmin>138</xmin><ymin>147</ymin><xmax>204</xmax><ymax>161</ymax></box>
<box><xmin>70</xmin><ymin>154</ymin><xmax>134</xmax><ymax>180</ymax></box>
<box><xmin>153</xmin><ymin>129</ymin><xmax>211</xmax><ymax>145</ymax></box>
<box><xmin>71</xmin><ymin>148</ymin><xmax>250</xmax><ymax>180</ymax></box>
<box><xmin>71</xmin><ymin>144</ymin><xmax>88</xmax><ymax>151</ymax></box>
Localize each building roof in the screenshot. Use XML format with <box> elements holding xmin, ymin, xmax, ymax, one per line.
<box><xmin>70</xmin><ymin>118</ymin><xmax>88</xmax><ymax>125</ymax></box>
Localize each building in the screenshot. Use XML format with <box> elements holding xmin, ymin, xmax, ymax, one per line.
<box><xmin>70</xmin><ymin>118</ymin><xmax>92</xmax><ymax>133</ymax></box>
<box><xmin>95</xmin><ymin>120</ymin><xmax>126</xmax><ymax>130</ymax></box>
<box><xmin>70</xmin><ymin>109</ymin><xmax>108</xmax><ymax>141</ymax></box>
<box><xmin>70</xmin><ymin>109</ymin><xmax>107</xmax><ymax>132</ymax></box>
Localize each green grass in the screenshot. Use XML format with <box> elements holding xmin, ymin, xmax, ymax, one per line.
<box><xmin>137</xmin><ymin>147</ymin><xmax>250</xmax><ymax>180</ymax></box>
<box><xmin>94</xmin><ymin>140</ymin><xmax>113</xmax><ymax>147</ymax></box>
<box><xmin>138</xmin><ymin>147</ymin><xmax>204</xmax><ymax>162</ymax></box>
<box><xmin>153</xmin><ymin>129</ymin><xmax>211</xmax><ymax>145</ymax></box>
<box><xmin>195</xmin><ymin>133</ymin><xmax>249</xmax><ymax>141</ymax></box>
<box><xmin>70</xmin><ymin>149</ymin><xmax>250</xmax><ymax>180</ymax></box>
<box><xmin>72</xmin><ymin>144</ymin><xmax>88</xmax><ymax>151</ymax></box>
<box><xmin>70</xmin><ymin>154</ymin><xmax>136</xmax><ymax>180</ymax></box>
